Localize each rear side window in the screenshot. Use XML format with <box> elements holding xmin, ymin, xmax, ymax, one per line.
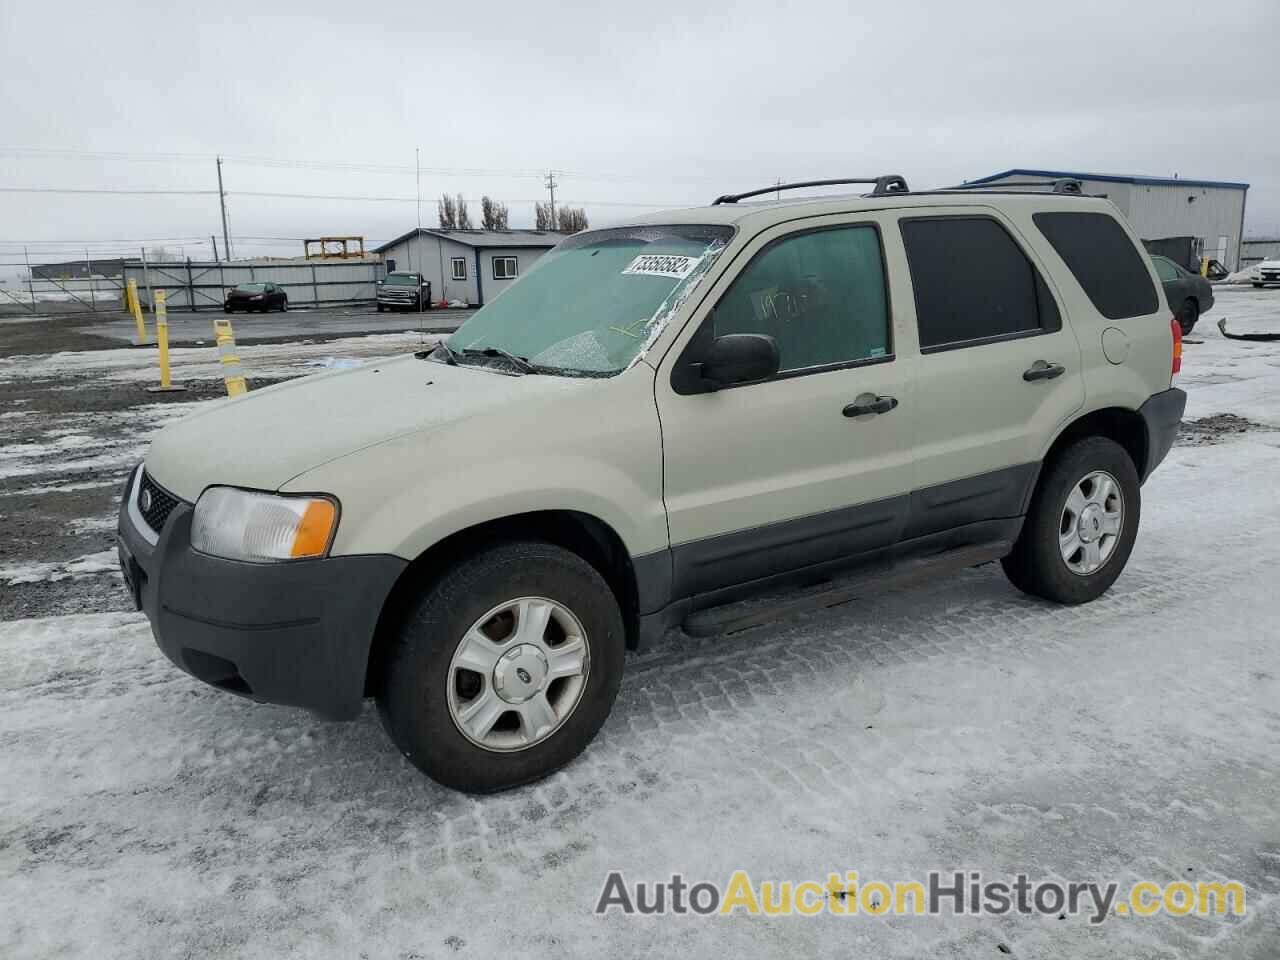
<box><xmin>1033</xmin><ymin>211</ymin><xmax>1159</xmax><ymax>319</ymax></box>
<box><xmin>1151</xmin><ymin>256</ymin><xmax>1178</xmax><ymax>282</ymax></box>
<box><xmin>900</xmin><ymin>217</ymin><xmax>1061</xmax><ymax>353</ymax></box>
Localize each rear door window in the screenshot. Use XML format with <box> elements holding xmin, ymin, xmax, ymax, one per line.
<box><xmin>900</xmin><ymin>216</ymin><xmax>1061</xmax><ymax>353</ymax></box>
<box><xmin>1033</xmin><ymin>211</ymin><xmax>1159</xmax><ymax>319</ymax></box>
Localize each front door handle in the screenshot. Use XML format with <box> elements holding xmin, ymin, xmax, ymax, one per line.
<box><xmin>1023</xmin><ymin>361</ymin><xmax>1066</xmax><ymax>382</ymax></box>
<box><xmin>843</xmin><ymin>395</ymin><xmax>898</xmax><ymax>418</ymax></box>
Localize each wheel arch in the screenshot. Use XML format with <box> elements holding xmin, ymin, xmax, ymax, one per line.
<box><xmin>1043</xmin><ymin>406</ymin><xmax>1149</xmax><ymax>482</ymax></box>
<box><xmin>364</xmin><ymin>509</ymin><xmax>642</xmax><ymax>695</ymax></box>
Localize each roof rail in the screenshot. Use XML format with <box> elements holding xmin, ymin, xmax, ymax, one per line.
<box><xmin>712</xmin><ymin>175</ymin><xmax>909</xmax><ymax>205</ymax></box>
<box><xmin>945</xmin><ymin>178</ymin><xmax>1084</xmax><ymax>195</ymax></box>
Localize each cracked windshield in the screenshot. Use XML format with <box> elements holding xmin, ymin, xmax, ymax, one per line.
<box><xmin>446</xmin><ymin>225</ymin><xmax>733</xmax><ymax>374</ymax></box>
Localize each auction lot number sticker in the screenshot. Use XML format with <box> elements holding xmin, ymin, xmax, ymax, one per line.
<box><xmin>622</xmin><ymin>254</ymin><xmax>702</xmax><ymax>280</ymax></box>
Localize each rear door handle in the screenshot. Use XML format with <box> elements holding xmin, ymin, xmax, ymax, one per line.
<box><xmin>843</xmin><ymin>395</ymin><xmax>898</xmax><ymax>417</ymax></box>
<box><xmin>1023</xmin><ymin>361</ymin><xmax>1066</xmax><ymax>382</ymax></box>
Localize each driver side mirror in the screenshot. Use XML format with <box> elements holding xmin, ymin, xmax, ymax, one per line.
<box><xmin>696</xmin><ymin>333</ymin><xmax>780</xmax><ymax>390</ymax></box>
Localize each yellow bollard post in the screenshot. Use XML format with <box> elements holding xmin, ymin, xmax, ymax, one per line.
<box><xmin>127</xmin><ymin>278</ymin><xmax>149</xmax><ymax>345</ymax></box>
<box><xmin>213</xmin><ymin>317</ymin><xmax>248</xmax><ymax>397</ymax></box>
<box><xmin>1200</xmin><ymin>256</ymin><xmax>1209</xmax><ymax>278</ymax></box>
<box><xmin>146</xmin><ymin>291</ymin><xmax>185</xmax><ymax>393</ymax></box>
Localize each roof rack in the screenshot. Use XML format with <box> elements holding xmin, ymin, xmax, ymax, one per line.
<box><xmin>712</xmin><ymin>175</ymin><xmax>909</xmax><ymax>205</ymax></box>
<box><xmin>943</xmin><ymin>178</ymin><xmax>1084</xmax><ymax>195</ymax></box>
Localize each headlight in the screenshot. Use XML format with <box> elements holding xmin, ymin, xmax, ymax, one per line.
<box><xmin>191</xmin><ymin>487</ymin><xmax>338</xmax><ymax>562</ymax></box>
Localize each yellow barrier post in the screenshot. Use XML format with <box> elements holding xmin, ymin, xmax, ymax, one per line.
<box><xmin>146</xmin><ymin>291</ymin><xmax>185</xmax><ymax>393</ymax></box>
<box><xmin>213</xmin><ymin>317</ymin><xmax>248</xmax><ymax>397</ymax></box>
<box><xmin>127</xmin><ymin>278</ymin><xmax>149</xmax><ymax>345</ymax></box>
<box><xmin>1200</xmin><ymin>256</ymin><xmax>1209</xmax><ymax>278</ymax></box>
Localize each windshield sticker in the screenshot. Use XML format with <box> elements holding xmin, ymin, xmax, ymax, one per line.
<box><xmin>622</xmin><ymin>254</ymin><xmax>702</xmax><ymax>280</ymax></box>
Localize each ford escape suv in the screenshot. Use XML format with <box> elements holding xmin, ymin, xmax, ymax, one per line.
<box><xmin>117</xmin><ymin>175</ymin><xmax>1186</xmax><ymax>793</ymax></box>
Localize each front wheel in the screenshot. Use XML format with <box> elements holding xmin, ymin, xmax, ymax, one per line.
<box><xmin>280</xmin><ymin>296</ymin><xmax>288</xmax><ymax>312</ymax></box>
<box><xmin>1002</xmin><ymin>436</ymin><xmax>1140</xmax><ymax>604</ymax></box>
<box><xmin>376</xmin><ymin>541</ymin><xmax>625</xmax><ymax>793</ymax></box>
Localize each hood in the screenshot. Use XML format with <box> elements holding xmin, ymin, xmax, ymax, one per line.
<box><xmin>144</xmin><ymin>353</ymin><xmax>579</xmax><ymax>501</ymax></box>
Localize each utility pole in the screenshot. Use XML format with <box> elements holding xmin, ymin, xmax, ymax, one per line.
<box><xmin>216</xmin><ymin>156</ymin><xmax>232</xmax><ymax>262</ymax></box>
<box><xmin>415</xmin><ymin>147</ymin><xmax>423</xmax><ymax>312</ymax></box>
<box><xmin>211</xmin><ymin>234</ymin><xmax>220</xmax><ymax>263</ymax></box>
<box><xmin>545</xmin><ymin>170</ymin><xmax>558</xmax><ymax>229</ymax></box>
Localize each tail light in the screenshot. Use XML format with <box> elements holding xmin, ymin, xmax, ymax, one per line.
<box><xmin>1170</xmin><ymin>317</ymin><xmax>1182</xmax><ymax>377</ymax></box>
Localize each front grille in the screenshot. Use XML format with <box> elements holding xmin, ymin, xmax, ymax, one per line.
<box><xmin>138</xmin><ymin>471</ymin><xmax>183</xmax><ymax>535</ymax></box>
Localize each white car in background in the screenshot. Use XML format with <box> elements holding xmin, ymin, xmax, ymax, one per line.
<box><xmin>1252</xmin><ymin>258</ymin><xmax>1280</xmax><ymax>288</ymax></box>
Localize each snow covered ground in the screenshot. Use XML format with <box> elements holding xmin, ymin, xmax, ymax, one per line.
<box><xmin>1</xmin><ymin>288</ymin><xmax>1279</xmax><ymax>958</ymax></box>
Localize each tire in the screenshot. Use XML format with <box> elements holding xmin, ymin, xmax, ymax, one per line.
<box><xmin>1254</xmin><ymin>283</ymin><xmax>1265</xmax><ymax>289</ymax></box>
<box><xmin>1001</xmin><ymin>436</ymin><xmax>1140</xmax><ymax>604</ymax></box>
<box><xmin>1178</xmin><ymin>298</ymin><xmax>1198</xmax><ymax>336</ymax></box>
<box><xmin>376</xmin><ymin>541</ymin><xmax>625</xmax><ymax>793</ymax></box>
<box><xmin>223</xmin><ymin>305</ymin><xmax>232</xmax><ymax>313</ymax></box>
<box><xmin>280</xmin><ymin>296</ymin><xmax>288</xmax><ymax>312</ymax></box>
<box><xmin>376</xmin><ymin>304</ymin><xmax>385</xmax><ymax>313</ymax></box>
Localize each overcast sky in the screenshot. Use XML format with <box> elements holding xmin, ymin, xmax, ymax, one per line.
<box><xmin>2</xmin><ymin>0</ymin><xmax>1278</xmax><ymax>274</ymax></box>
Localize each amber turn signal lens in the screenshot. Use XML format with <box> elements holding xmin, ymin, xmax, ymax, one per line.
<box><xmin>290</xmin><ymin>499</ymin><xmax>338</xmax><ymax>558</ymax></box>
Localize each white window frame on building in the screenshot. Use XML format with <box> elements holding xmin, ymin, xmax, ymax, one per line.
<box><xmin>450</xmin><ymin>257</ymin><xmax>468</xmax><ymax>281</ymax></box>
<box><xmin>492</xmin><ymin>256</ymin><xmax>518</xmax><ymax>280</ymax></box>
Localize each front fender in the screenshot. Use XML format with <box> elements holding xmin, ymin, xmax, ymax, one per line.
<box><xmin>281</xmin><ymin>367</ymin><xmax>668</xmax><ymax>563</ymax></box>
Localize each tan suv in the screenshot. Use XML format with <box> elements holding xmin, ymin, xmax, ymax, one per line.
<box><xmin>117</xmin><ymin>175</ymin><xmax>1186</xmax><ymax>792</ymax></box>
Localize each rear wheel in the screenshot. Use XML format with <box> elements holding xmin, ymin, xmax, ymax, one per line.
<box><xmin>1178</xmin><ymin>297</ymin><xmax>1199</xmax><ymax>336</ymax></box>
<box><xmin>376</xmin><ymin>541</ymin><xmax>625</xmax><ymax>793</ymax></box>
<box><xmin>280</xmin><ymin>296</ymin><xmax>288</xmax><ymax>312</ymax></box>
<box><xmin>1002</xmin><ymin>436</ymin><xmax>1140</xmax><ymax>604</ymax></box>
<box><xmin>1254</xmin><ymin>282</ymin><xmax>1265</xmax><ymax>289</ymax></box>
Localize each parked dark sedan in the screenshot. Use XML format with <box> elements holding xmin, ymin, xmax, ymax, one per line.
<box><xmin>224</xmin><ymin>282</ymin><xmax>288</xmax><ymax>313</ymax></box>
<box><xmin>1150</xmin><ymin>255</ymin><xmax>1213</xmax><ymax>335</ymax></box>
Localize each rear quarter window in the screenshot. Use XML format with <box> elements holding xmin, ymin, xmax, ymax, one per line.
<box><xmin>1032</xmin><ymin>211</ymin><xmax>1159</xmax><ymax>319</ymax></box>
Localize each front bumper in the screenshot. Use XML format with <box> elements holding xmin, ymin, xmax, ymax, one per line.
<box><xmin>1137</xmin><ymin>387</ymin><xmax>1187</xmax><ymax>483</ymax></box>
<box><xmin>117</xmin><ymin>467</ymin><xmax>407</xmax><ymax>720</ymax></box>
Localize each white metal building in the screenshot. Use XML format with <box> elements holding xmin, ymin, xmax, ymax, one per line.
<box><xmin>968</xmin><ymin>169</ymin><xmax>1250</xmax><ymax>269</ymax></box>
<box><xmin>373</xmin><ymin>229</ymin><xmax>564</xmax><ymax>306</ymax></box>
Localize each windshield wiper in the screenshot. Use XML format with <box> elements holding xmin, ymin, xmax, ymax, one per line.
<box><xmin>417</xmin><ymin>341</ymin><xmax>458</xmax><ymax>365</ymax></box>
<box><xmin>461</xmin><ymin>346</ymin><xmax>537</xmax><ymax>375</ymax></box>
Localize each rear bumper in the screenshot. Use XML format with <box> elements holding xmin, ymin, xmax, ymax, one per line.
<box><xmin>1138</xmin><ymin>387</ymin><xmax>1186</xmax><ymax>483</ymax></box>
<box><xmin>117</xmin><ymin>467</ymin><xmax>406</xmax><ymax>720</ymax></box>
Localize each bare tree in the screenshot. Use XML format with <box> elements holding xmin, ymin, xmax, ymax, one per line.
<box><xmin>481</xmin><ymin>196</ymin><xmax>509</xmax><ymax>231</ymax></box>
<box><xmin>535</xmin><ymin>202</ymin><xmax>554</xmax><ymax>231</ymax></box>
<box><xmin>437</xmin><ymin>194</ymin><xmax>456</xmax><ymax>229</ymax></box>
<box><xmin>455</xmin><ymin>193</ymin><xmax>472</xmax><ymax>230</ymax></box>
<box><xmin>557</xmin><ymin>206</ymin><xmax>589</xmax><ymax>233</ymax></box>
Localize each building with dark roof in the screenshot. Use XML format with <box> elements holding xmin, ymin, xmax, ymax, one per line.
<box><xmin>373</xmin><ymin>229</ymin><xmax>565</xmax><ymax>306</ymax></box>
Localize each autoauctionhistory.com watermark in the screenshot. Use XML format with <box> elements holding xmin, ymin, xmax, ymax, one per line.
<box><xmin>595</xmin><ymin>870</ymin><xmax>1246</xmax><ymax>923</ymax></box>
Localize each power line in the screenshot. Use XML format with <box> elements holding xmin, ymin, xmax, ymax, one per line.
<box><xmin>0</xmin><ymin>187</ymin><xmax>217</xmax><ymax>196</ymax></box>
<box><xmin>0</xmin><ymin>145</ymin><xmax>735</xmax><ymax>184</ymax></box>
